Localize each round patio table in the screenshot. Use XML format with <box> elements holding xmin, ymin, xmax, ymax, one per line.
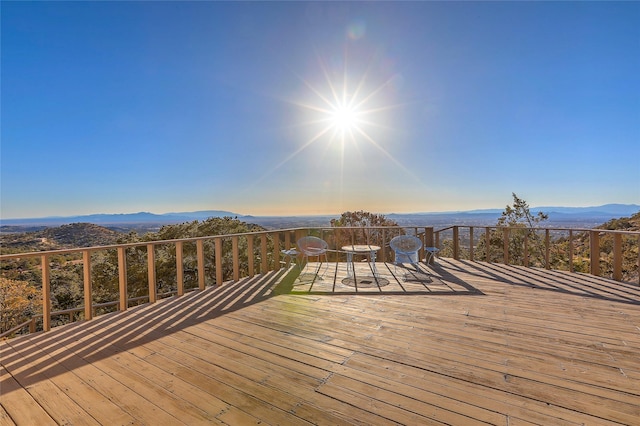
<box><xmin>341</xmin><ymin>245</ymin><xmax>381</xmax><ymax>277</ymax></box>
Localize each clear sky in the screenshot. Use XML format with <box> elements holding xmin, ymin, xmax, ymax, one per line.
<box><xmin>2</xmin><ymin>1</ymin><xmax>639</xmax><ymax>219</ymax></box>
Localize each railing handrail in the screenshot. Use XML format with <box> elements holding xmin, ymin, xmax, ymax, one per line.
<box><xmin>0</xmin><ymin>227</ymin><xmax>307</xmax><ymax>260</ymax></box>
<box><xmin>0</xmin><ymin>225</ymin><xmax>424</xmax><ymax>259</ymax></box>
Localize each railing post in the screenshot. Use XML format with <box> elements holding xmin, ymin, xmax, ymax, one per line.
<box><xmin>117</xmin><ymin>247</ymin><xmax>128</xmax><ymax>311</ymax></box>
<box><xmin>485</xmin><ymin>228</ymin><xmax>491</xmax><ymax>262</ymax></box>
<box><xmin>569</xmin><ymin>230</ymin><xmax>574</xmax><ymax>273</ymax></box>
<box><xmin>503</xmin><ymin>228</ymin><xmax>509</xmax><ymax>265</ymax></box>
<box><xmin>637</xmin><ymin>235</ymin><xmax>640</xmax><ymax>286</ymax></box>
<box><xmin>452</xmin><ymin>226</ymin><xmax>459</xmax><ymax>260</ymax></box>
<box><xmin>196</xmin><ymin>240</ymin><xmax>205</xmax><ymax>290</ymax></box>
<box><xmin>381</xmin><ymin>228</ymin><xmax>388</xmax><ymax>262</ymax></box>
<box><xmin>232</xmin><ymin>236</ymin><xmax>240</xmax><ymax>281</ymax></box>
<box><xmin>41</xmin><ymin>254</ymin><xmax>51</xmax><ymax>332</ymax></box>
<box><xmin>425</xmin><ymin>227</ymin><xmax>434</xmax><ymax>247</ymax></box>
<box><xmin>524</xmin><ymin>233</ymin><xmax>529</xmax><ymax>267</ymax></box>
<box><xmin>176</xmin><ymin>241</ymin><xmax>184</xmax><ymax>296</ymax></box>
<box><xmin>147</xmin><ymin>243</ymin><xmax>157</xmax><ymax>303</ymax></box>
<box><xmin>260</xmin><ymin>234</ymin><xmax>268</xmax><ymax>273</ymax></box>
<box><xmin>425</xmin><ymin>227</ymin><xmax>435</xmax><ymax>264</ymax></box>
<box><xmin>589</xmin><ymin>231</ymin><xmax>600</xmax><ymax>277</ymax></box>
<box><xmin>613</xmin><ymin>234</ymin><xmax>622</xmax><ymax>282</ymax></box>
<box><xmin>215</xmin><ymin>238</ymin><xmax>223</xmax><ymax>286</ymax></box>
<box><xmin>410</xmin><ymin>227</ymin><xmax>420</xmax><ymax>263</ymax></box>
<box><xmin>545</xmin><ymin>229</ymin><xmax>551</xmax><ymax>269</ymax></box>
<box><xmin>83</xmin><ymin>250</ymin><xmax>93</xmax><ymax>320</ymax></box>
<box><xmin>272</xmin><ymin>233</ymin><xmax>280</xmax><ymax>271</ymax></box>
<box><xmin>469</xmin><ymin>227</ymin><xmax>474</xmax><ymax>261</ymax></box>
<box><xmin>247</xmin><ymin>235</ymin><xmax>255</xmax><ymax>277</ymax></box>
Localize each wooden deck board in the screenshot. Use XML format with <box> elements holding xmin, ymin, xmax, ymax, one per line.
<box><xmin>2</xmin><ymin>259</ymin><xmax>639</xmax><ymax>425</ymax></box>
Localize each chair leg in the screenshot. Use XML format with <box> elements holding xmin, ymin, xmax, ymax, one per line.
<box><xmin>301</xmin><ymin>254</ymin><xmax>329</xmax><ymax>278</ymax></box>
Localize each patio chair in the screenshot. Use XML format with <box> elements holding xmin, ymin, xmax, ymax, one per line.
<box><xmin>296</xmin><ymin>236</ymin><xmax>330</xmax><ymax>277</ymax></box>
<box><xmin>389</xmin><ymin>235</ymin><xmax>423</xmax><ymax>276</ymax></box>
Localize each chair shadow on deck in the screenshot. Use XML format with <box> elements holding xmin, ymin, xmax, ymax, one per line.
<box><xmin>439</xmin><ymin>258</ymin><xmax>640</xmax><ymax>306</ymax></box>
<box><xmin>274</xmin><ymin>261</ymin><xmax>483</xmax><ymax>297</ymax></box>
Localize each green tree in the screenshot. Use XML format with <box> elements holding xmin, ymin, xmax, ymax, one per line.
<box><xmin>0</xmin><ymin>277</ymin><xmax>42</xmax><ymax>335</ymax></box>
<box><xmin>476</xmin><ymin>193</ymin><xmax>548</xmax><ymax>266</ymax></box>
<box><xmin>330</xmin><ymin>211</ymin><xmax>403</xmax><ymax>261</ymax></box>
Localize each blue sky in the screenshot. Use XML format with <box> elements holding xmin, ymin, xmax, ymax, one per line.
<box><xmin>2</xmin><ymin>1</ymin><xmax>639</xmax><ymax>219</ymax></box>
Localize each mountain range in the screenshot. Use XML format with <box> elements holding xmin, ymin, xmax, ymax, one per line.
<box><xmin>1</xmin><ymin>204</ymin><xmax>638</xmax><ymax>229</ymax></box>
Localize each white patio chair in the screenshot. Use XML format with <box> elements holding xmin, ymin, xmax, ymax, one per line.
<box><xmin>389</xmin><ymin>235</ymin><xmax>423</xmax><ymax>277</ymax></box>
<box><xmin>296</xmin><ymin>236</ymin><xmax>329</xmax><ymax>277</ymax></box>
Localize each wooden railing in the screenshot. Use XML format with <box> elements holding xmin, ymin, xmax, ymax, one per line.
<box><xmin>434</xmin><ymin>226</ymin><xmax>640</xmax><ymax>284</ymax></box>
<box><xmin>1</xmin><ymin>225</ymin><xmax>637</xmax><ymax>338</ymax></box>
<box><xmin>0</xmin><ymin>227</ymin><xmax>312</xmax><ymax>337</ymax></box>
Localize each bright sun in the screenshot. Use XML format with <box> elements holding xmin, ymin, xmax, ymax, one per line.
<box><xmin>331</xmin><ymin>103</ymin><xmax>360</xmax><ymax>134</ymax></box>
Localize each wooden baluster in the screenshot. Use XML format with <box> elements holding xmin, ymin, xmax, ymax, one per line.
<box><xmin>196</xmin><ymin>240</ymin><xmax>205</xmax><ymax>290</ymax></box>
<box><xmin>41</xmin><ymin>254</ymin><xmax>51</xmax><ymax>332</ymax></box>
<box><xmin>637</xmin><ymin>235</ymin><xmax>640</xmax><ymax>286</ymax></box>
<box><xmin>469</xmin><ymin>227</ymin><xmax>474</xmax><ymax>261</ymax></box>
<box><xmin>453</xmin><ymin>226</ymin><xmax>460</xmax><ymax>260</ymax></box>
<box><xmin>613</xmin><ymin>233</ymin><xmax>622</xmax><ymax>281</ymax></box>
<box><xmin>545</xmin><ymin>229</ymin><xmax>551</xmax><ymax>269</ymax></box>
<box><xmin>247</xmin><ymin>235</ymin><xmax>255</xmax><ymax>277</ymax></box>
<box><xmin>232</xmin><ymin>236</ymin><xmax>240</xmax><ymax>281</ymax></box>
<box><xmin>176</xmin><ymin>241</ymin><xmax>184</xmax><ymax>296</ymax></box>
<box><xmin>569</xmin><ymin>230</ymin><xmax>574</xmax><ymax>273</ymax></box>
<box><xmin>589</xmin><ymin>231</ymin><xmax>600</xmax><ymax>277</ymax></box>
<box><xmin>485</xmin><ymin>228</ymin><xmax>491</xmax><ymax>262</ymax></box>
<box><xmin>215</xmin><ymin>238</ymin><xmax>223</xmax><ymax>286</ymax></box>
<box><xmin>83</xmin><ymin>250</ymin><xmax>93</xmax><ymax>320</ymax></box>
<box><xmin>273</xmin><ymin>233</ymin><xmax>280</xmax><ymax>271</ymax></box>
<box><xmin>261</xmin><ymin>234</ymin><xmax>268</xmax><ymax>273</ymax></box>
<box><xmin>147</xmin><ymin>243</ymin><xmax>157</xmax><ymax>303</ymax></box>
<box><xmin>524</xmin><ymin>232</ymin><xmax>529</xmax><ymax>267</ymax></box>
<box><xmin>117</xmin><ymin>247</ymin><xmax>128</xmax><ymax>311</ymax></box>
<box><xmin>503</xmin><ymin>228</ymin><xmax>509</xmax><ymax>265</ymax></box>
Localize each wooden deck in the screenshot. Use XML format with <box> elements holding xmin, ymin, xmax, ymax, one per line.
<box><xmin>2</xmin><ymin>259</ymin><xmax>639</xmax><ymax>425</ymax></box>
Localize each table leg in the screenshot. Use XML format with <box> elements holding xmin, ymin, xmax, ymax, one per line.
<box><xmin>346</xmin><ymin>252</ymin><xmax>354</xmax><ymax>277</ymax></box>
<box><xmin>370</xmin><ymin>250</ymin><xmax>379</xmax><ymax>277</ymax></box>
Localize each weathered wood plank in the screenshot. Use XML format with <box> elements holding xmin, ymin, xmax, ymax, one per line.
<box><xmin>1</xmin><ymin>344</ymin><xmax>98</xmax><ymax>426</ymax></box>
<box><xmin>51</xmin><ymin>330</ymin><xmax>227</xmax><ymax>425</ymax></box>
<box><xmin>0</xmin><ymin>363</ymin><xmax>55</xmax><ymax>426</ymax></box>
<box><xmin>0</xmin><ymin>403</ymin><xmax>16</xmax><ymax>426</ymax></box>
<box><xmin>343</xmin><ymin>353</ymin><xmax>597</xmax><ymax>426</ymax></box>
<box><xmin>1</xmin><ymin>260</ymin><xmax>638</xmax><ymax>425</ymax></box>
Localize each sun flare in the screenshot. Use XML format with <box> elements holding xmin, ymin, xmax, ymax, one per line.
<box><xmin>249</xmin><ymin>49</ymin><xmax>421</xmax><ymax>194</ymax></box>
<box><xmin>330</xmin><ymin>102</ymin><xmax>360</xmax><ymax>134</ymax></box>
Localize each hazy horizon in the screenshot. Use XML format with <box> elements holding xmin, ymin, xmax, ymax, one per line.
<box><xmin>2</xmin><ymin>2</ymin><xmax>638</xmax><ymax>219</ymax></box>
<box><xmin>2</xmin><ymin>202</ymin><xmax>639</xmax><ymax>222</ymax></box>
